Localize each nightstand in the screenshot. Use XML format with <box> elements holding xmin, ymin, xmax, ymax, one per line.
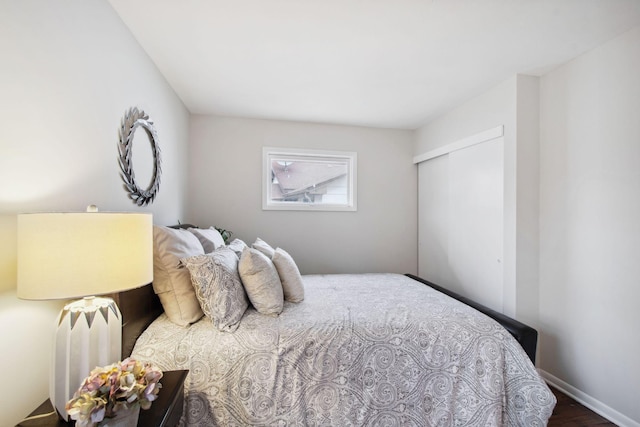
<box><xmin>17</xmin><ymin>370</ymin><xmax>188</xmax><ymax>427</ymax></box>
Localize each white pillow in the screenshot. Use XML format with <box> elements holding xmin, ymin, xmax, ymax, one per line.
<box><xmin>188</xmin><ymin>227</ymin><xmax>225</xmax><ymax>253</ymax></box>
<box><xmin>181</xmin><ymin>247</ymin><xmax>248</xmax><ymax>332</ymax></box>
<box><xmin>152</xmin><ymin>226</ymin><xmax>204</xmax><ymax>326</ymax></box>
<box><xmin>272</xmin><ymin>248</ymin><xmax>305</xmax><ymax>303</ymax></box>
<box><xmin>238</xmin><ymin>247</ymin><xmax>283</xmax><ymax>316</ymax></box>
<box><xmin>252</xmin><ymin>237</ymin><xmax>275</xmax><ymax>258</ymax></box>
<box><xmin>227</xmin><ymin>238</ymin><xmax>248</xmax><ymax>258</ymax></box>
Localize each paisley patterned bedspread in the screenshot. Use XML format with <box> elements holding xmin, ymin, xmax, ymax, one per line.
<box><xmin>131</xmin><ymin>273</ymin><xmax>555</xmax><ymax>426</ymax></box>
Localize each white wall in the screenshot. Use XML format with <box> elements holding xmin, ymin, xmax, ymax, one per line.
<box><xmin>539</xmin><ymin>26</ymin><xmax>640</xmax><ymax>425</ymax></box>
<box><xmin>414</xmin><ymin>77</ymin><xmax>516</xmax><ymax>156</ymax></box>
<box><xmin>514</xmin><ymin>76</ymin><xmax>541</xmax><ymax>329</ymax></box>
<box><xmin>0</xmin><ymin>1</ymin><xmax>189</xmax><ymax>425</ymax></box>
<box><xmin>187</xmin><ymin>116</ymin><xmax>417</xmax><ymax>275</ymax></box>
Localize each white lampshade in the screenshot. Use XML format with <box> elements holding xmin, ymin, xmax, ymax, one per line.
<box><xmin>17</xmin><ymin>212</ymin><xmax>153</xmax><ymax>300</ymax></box>
<box><xmin>17</xmin><ymin>210</ymin><xmax>153</xmax><ymax>420</ymax></box>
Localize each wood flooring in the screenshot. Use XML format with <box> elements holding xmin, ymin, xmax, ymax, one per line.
<box><xmin>549</xmin><ymin>387</ymin><xmax>616</xmax><ymax>426</ymax></box>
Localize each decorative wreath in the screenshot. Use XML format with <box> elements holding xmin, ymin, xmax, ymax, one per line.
<box><xmin>117</xmin><ymin>107</ymin><xmax>162</xmax><ymax>206</ymax></box>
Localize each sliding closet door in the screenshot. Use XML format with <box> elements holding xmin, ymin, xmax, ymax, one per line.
<box><xmin>418</xmin><ymin>137</ymin><xmax>504</xmax><ymax>311</ymax></box>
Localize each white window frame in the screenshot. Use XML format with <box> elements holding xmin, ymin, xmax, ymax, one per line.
<box><xmin>262</xmin><ymin>147</ymin><xmax>357</xmax><ymax>211</ymax></box>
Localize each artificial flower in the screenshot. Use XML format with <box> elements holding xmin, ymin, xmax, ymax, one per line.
<box><xmin>66</xmin><ymin>358</ymin><xmax>162</xmax><ymax>427</ymax></box>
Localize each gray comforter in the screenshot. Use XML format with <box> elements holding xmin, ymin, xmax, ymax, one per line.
<box><xmin>132</xmin><ymin>273</ymin><xmax>555</xmax><ymax>426</ymax></box>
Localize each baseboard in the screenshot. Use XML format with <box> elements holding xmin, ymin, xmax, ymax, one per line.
<box><xmin>539</xmin><ymin>369</ymin><xmax>639</xmax><ymax>427</ymax></box>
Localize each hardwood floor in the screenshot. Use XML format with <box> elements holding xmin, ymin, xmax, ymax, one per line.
<box><xmin>548</xmin><ymin>387</ymin><xmax>616</xmax><ymax>426</ymax></box>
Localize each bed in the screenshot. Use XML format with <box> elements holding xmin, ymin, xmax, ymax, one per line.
<box><xmin>115</xmin><ymin>226</ymin><xmax>555</xmax><ymax>426</ymax></box>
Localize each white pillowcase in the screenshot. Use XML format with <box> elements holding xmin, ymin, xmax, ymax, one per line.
<box><xmin>252</xmin><ymin>237</ymin><xmax>275</xmax><ymax>258</ymax></box>
<box><xmin>272</xmin><ymin>248</ymin><xmax>305</xmax><ymax>303</ymax></box>
<box><xmin>238</xmin><ymin>247</ymin><xmax>283</xmax><ymax>316</ymax></box>
<box><xmin>188</xmin><ymin>227</ymin><xmax>225</xmax><ymax>253</ymax></box>
<box><xmin>152</xmin><ymin>226</ymin><xmax>205</xmax><ymax>326</ymax></box>
<box><xmin>181</xmin><ymin>247</ymin><xmax>248</xmax><ymax>332</ymax></box>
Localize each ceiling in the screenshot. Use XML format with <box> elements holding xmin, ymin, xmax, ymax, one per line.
<box><xmin>108</xmin><ymin>0</ymin><xmax>640</xmax><ymax>130</ymax></box>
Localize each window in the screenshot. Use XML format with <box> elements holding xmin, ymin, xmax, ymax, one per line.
<box><xmin>263</xmin><ymin>147</ymin><xmax>357</xmax><ymax>211</ymax></box>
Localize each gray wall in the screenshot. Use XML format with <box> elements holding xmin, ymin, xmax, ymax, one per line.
<box><xmin>187</xmin><ymin>115</ymin><xmax>417</xmax><ymax>275</ymax></box>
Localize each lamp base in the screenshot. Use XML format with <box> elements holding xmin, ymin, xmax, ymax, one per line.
<box><xmin>51</xmin><ymin>296</ymin><xmax>122</xmax><ymax>420</ymax></box>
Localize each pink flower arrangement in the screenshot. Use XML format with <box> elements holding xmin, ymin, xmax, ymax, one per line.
<box><xmin>65</xmin><ymin>358</ymin><xmax>163</xmax><ymax>427</ymax></box>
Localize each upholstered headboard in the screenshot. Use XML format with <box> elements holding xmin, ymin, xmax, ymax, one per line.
<box><xmin>116</xmin><ymin>223</ymin><xmax>196</xmax><ymax>358</ymax></box>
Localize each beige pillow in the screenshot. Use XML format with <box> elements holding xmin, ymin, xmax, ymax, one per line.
<box><xmin>252</xmin><ymin>237</ymin><xmax>275</xmax><ymax>258</ymax></box>
<box><xmin>272</xmin><ymin>248</ymin><xmax>305</xmax><ymax>303</ymax></box>
<box><xmin>188</xmin><ymin>227</ymin><xmax>225</xmax><ymax>253</ymax></box>
<box><xmin>152</xmin><ymin>226</ymin><xmax>204</xmax><ymax>326</ymax></box>
<box><xmin>238</xmin><ymin>247</ymin><xmax>283</xmax><ymax>316</ymax></box>
<box><xmin>181</xmin><ymin>247</ymin><xmax>248</xmax><ymax>332</ymax></box>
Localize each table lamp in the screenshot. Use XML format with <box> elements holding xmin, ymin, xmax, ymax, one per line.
<box><xmin>17</xmin><ymin>208</ymin><xmax>153</xmax><ymax>420</ymax></box>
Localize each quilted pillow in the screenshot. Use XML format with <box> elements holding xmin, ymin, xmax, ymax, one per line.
<box><xmin>181</xmin><ymin>247</ymin><xmax>248</xmax><ymax>332</ymax></box>
<box><xmin>188</xmin><ymin>227</ymin><xmax>225</xmax><ymax>253</ymax></box>
<box><xmin>252</xmin><ymin>237</ymin><xmax>275</xmax><ymax>258</ymax></box>
<box><xmin>152</xmin><ymin>226</ymin><xmax>204</xmax><ymax>326</ymax></box>
<box><xmin>272</xmin><ymin>248</ymin><xmax>305</xmax><ymax>303</ymax></box>
<box><xmin>238</xmin><ymin>247</ymin><xmax>283</xmax><ymax>316</ymax></box>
